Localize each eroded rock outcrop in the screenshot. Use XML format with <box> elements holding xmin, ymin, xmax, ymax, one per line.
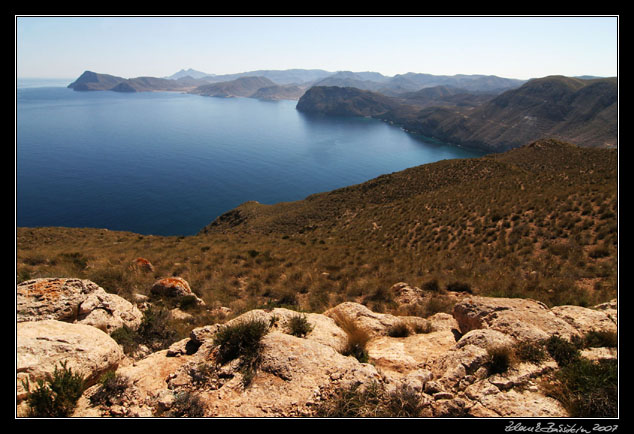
<box><xmin>17</xmin><ymin>277</ymin><xmax>617</xmax><ymax>418</ymax></box>
<box><xmin>17</xmin><ymin>278</ymin><xmax>143</xmax><ymax>333</ymax></box>
<box><xmin>17</xmin><ymin>320</ymin><xmax>125</xmax><ymax>415</ymax></box>
<box><xmin>452</xmin><ymin>296</ymin><xmax>582</xmax><ymax>342</ymax></box>
<box><xmin>150</xmin><ymin>277</ymin><xmax>205</xmax><ymax>305</ymax></box>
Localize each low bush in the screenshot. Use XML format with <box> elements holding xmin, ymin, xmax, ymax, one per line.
<box><xmin>188</xmin><ymin>362</ymin><xmax>219</xmax><ymax>388</ymax></box>
<box><xmin>22</xmin><ymin>361</ymin><xmax>85</xmax><ymax>417</ymax></box>
<box><xmin>513</xmin><ymin>341</ymin><xmax>547</xmax><ymax>364</ymax></box>
<box><xmin>179</xmin><ymin>295</ymin><xmax>200</xmax><ymax>310</ymax></box>
<box><xmin>110</xmin><ymin>325</ymin><xmax>139</xmax><ymax>355</ymax></box>
<box><xmin>89</xmin><ymin>371</ymin><xmax>130</xmax><ymax>406</ymax></box>
<box><xmin>487</xmin><ymin>346</ymin><xmax>514</xmax><ymax>375</ymax></box>
<box><xmin>166</xmin><ymin>391</ymin><xmax>206</xmax><ymax>417</ymax></box>
<box><xmin>548</xmin><ymin>358</ymin><xmax>617</xmax><ymax>417</ymax></box>
<box><xmin>583</xmin><ymin>330</ymin><xmax>617</xmax><ymax>348</ymax></box>
<box><xmin>445</xmin><ymin>281</ymin><xmax>473</xmax><ymax>293</ymax></box>
<box><xmin>111</xmin><ymin>307</ymin><xmax>182</xmax><ymax>356</ymax></box>
<box><xmin>545</xmin><ymin>336</ymin><xmax>581</xmax><ymax>367</ymax></box>
<box><xmin>213</xmin><ymin>318</ymin><xmax>269</xmax><ymax>387</ymax></box>
<box><xmin>387</xmin><ymin>322</ymin><xmax>411</xmax><ymax>338</ymax></box>
<box><xmin>313</xmin><ymin>382</ymin><xmax>424</xmax><ymax>417</ymax></box>
<box><xmin>288</xmin><ymin>314</ymin><xmax>313</xmax><ymax>337</ymax></box>
<box><xmin>421</xmin><ymin>279</ymin><xmax>441</xmax><ymax>292</ymax></box>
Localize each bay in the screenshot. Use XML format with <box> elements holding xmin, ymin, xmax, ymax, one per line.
<box><xmin>16</xmin><ymin>85</ymin><xmax>483</xmax><ymax>236</ymax></box>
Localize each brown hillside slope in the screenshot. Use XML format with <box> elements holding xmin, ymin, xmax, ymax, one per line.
<box><xmin>18</xmin><ymin>139</ymin><xmax>617</xmax><ymax>315</ymax></box>
<box><xmin>402</xmin><ymin>76</ymin><xmax>617</xmax><ymax>151</ymax></box>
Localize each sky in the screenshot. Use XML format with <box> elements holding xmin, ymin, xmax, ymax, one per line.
<box><xmin>15</xmin><ymin>16</ymin><xmax>619</xmax><ymax>80</ymax></box>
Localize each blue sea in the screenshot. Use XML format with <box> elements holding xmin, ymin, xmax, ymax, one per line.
<box><xmin>16</xmin><ymin>80</ymin><xmax>483</xmax><ymax>236</ymax></box>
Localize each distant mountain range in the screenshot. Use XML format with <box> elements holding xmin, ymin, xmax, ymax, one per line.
<box><xmin>66</xmin><ymin>69</ymin><xmax>617</xmax><ymax>152</ymax></box>
<box><xmin>296</xmin><ymin>75</ymin><xmax>617</xmax><ymax>151</ymax></box>
<box><xmin>312</xmin><ymin>71</ymin><xmax>526</xmax><ymax>95</ymax></box>
<box><xmin>67</xmin><ymin>68</ymin><xmax>527</xmax><ymax>100</ymax></box>
<box><xmin>393</xmin><ymin>75</ymin><xmax>618</xmax><ymax>151</ymax></box>
<box><xmin>165</xmin><ymin>68</ymin><xmax>215</xmax><ymax>80</ymax></box>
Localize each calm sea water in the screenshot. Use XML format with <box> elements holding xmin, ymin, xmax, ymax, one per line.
<box><xmin>16</xmin><ymin>83</ymin><xmax>483</xmax><ymax>236</ymax></box>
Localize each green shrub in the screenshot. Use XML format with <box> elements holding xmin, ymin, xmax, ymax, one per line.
<box><xmin>213</xmin><ymin>318</ymin><xmax>269</xmax><ymax>364</ymax></box>
<box><xmin>166</xmin><ymin>391</ymin><xmax>206</xmax><ymax>417</ymax></box>
<box><xmin>111</xmin><ymin>307</ymin><xmax>182</xmax><ymax>355</ymax></box>
<box><xmin>288</xmin><ymin>314</ymin><xmax>313</xmax><ymax>337</ymax></box>
<box><xmin>445</xmin><ymin>281</ymin><xmax>473</xmax><ymax>293</ymax></box>
<box><xmin>22</xmin><ymin>361</ymin><xmax>85</xmax><ymax>417</ymax></box>
<box><xmin>583</xmin><ymin>330</ymin><xmax>618</xmax><ymax>348</ymax></box>
<box><xmin>387</xmin><ymin>322</ymin><xmax>411</xmax><ymax>338</ymax></box>
<box><xmin>550</xmin><ymin>358</ymin><xmax>617</xmax><ymax>417</ymax></box>
<box><xmin>514</xmin><ymin>341</ymin><xmax>547</xmax><ymax>364</ymax></box>
<box><xmin>137</xmin><ymin>307</ymin><xmax>179</xmax><ymax>351</ymax></box>
<box><xmin>487</xmin><ymin>346</ymin><xmax>514</xmax><ymax>375</ymax></box>
<box><xmin>111</xmin><ymin>325</ymin><xmax>139</xmax><ymax>355</ymax></box>
<box><xmin>314</xmin><ymin>382</ymin><xmax>424</xmax><ymax>418</ymax></box>
<box><xmin>213</xmin><ymin>318</ymin><xmax>269</xmax><ymax>387</ymax></box>
<box><xmin>545</xmin><ymin>336</ymin><xmax>581</xmax><ymax>367</ymax></box>
<box><xmin>89</xmin><ymin>371</ymin><xmax>129</xmax><ymax>406</ymax></box>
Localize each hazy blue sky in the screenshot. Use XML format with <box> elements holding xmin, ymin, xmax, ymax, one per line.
<box><xmin>16</xmin><ymin>16</ymin><xmax>618</xmax><ymax>80</ymax></box>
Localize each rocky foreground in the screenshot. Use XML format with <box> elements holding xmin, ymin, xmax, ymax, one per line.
<box><xmin>16</xmin><ymin>278</ymin><xmax>617</xmax><ymax>418</ymax></box>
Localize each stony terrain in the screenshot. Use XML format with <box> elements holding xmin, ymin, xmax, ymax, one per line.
<box><xmin>16</xmin><ymin>277</ymin><xmax>617</xmax><ymax>418</ymax></box>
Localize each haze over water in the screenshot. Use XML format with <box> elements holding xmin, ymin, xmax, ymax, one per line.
<box><xmin>16</xmin><ymin>84</ymin><xmax>483</xmax><ymax>236</ymax></box>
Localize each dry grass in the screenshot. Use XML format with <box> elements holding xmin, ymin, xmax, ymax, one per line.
<box><xmin>330</xmin><ymin>312</ymin><xmax>371</xmax><ymax>363</ymax></box>
<box><xmin>16</xmin><ymin>140</ymin><xmax>617</xmax><ymax>341</ymax></box>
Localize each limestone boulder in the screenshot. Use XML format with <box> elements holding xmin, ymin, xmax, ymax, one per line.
<box><xmin>17</xmin><ymin>320</ymin><xmax>125</xmax><ymax>404</ymax></box>
<box><xmin>455</xmin><ymin>329</ymin><xmax>517</xmax><ymax>351</ymax></box>
<box><xmin>550</xmin><ymin>304</ymin><xmax>617</xmax><ymax>335</ymax></box>
<box><xmin>366</xmin><ymin>328</ymin><xmax>457</xmax><ymax>377</ymax></box>
<box><xmin>17</xmin><ymin>278</ymin><xmax>143</xmax><ymax>334</ymax></box>
<box><xmin>323</xmin><ymin>302</ymin><xmax>431</xmax><ymax>340</ymax></box>
<box><xmin>452</xmin><ymin>296</ymin><xmax>581</xmax><ymax>342</ymax></box>
<box><xmin>132</xmin><ymin>257</ymin><xmax>155</xmax><ymax>273</ymax></box>
<box><xmin>390</xmin><ymin>282</ymin><xmax>424</xmax><ymax>305</ymax></box>
<box><xmin>150</xmin><ymin>277</ymin><xmax>204</xmax><ymax>305</ymax></box>
<box><xmin>76</xmin><ymin>326</ymin><xmax>382</xmax><ymax>417</ymax></box>
<box><xmin>473</xmin><ymin>388</ymin><xmax>568</xmax><ymax>417</ymax></box>
<box><xmin>593</xmin><ymin>299</ymin><xmax>618</xmax><ymax>324</ymax></box>
<box><xmin>73</xmin><ymin>349</ymin><xmax>189</xmax><ymax>417</ymax></box>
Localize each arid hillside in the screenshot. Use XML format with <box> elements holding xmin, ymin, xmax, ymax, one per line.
<box><xmin>18</xmin><ymin>139</ymin><xmax>617</xmax><ymax>317</ymax></box>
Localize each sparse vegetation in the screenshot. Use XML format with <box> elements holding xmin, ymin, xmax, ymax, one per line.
<box><xmin>89</xmin><ymin>371</ymin><xmax>130</xmax><ymax>406</ymax></box>
<box><xmin>165</xmin><ymin>391</ymin><xmax>206</xmax><ymax>417</ymax></box>
<box><xmin>486</xmin><ymin>346</ymin><xmax>514</xmax><ymax>375</ymax></box>
<box><xmin>583</xmin><ymin>330</ymin><xmax>618</xmax><ymax>348</ymax></box>
<box><xmin>111</xmin><ymin>307</ymin><xmax>185</xmax><ymax>356</ymax></box>
<box><xmin>387</xmin><ymin>322</ymin><xmax>411</xmax><ymax>338</ymax></box>
<box><xmin>332</xmin><ymin>313</ymin><xmax>371</xmax><ymax>363</ymax></box>
<box><xmin>513</xmin><ymin>340</ymin><xmax>547</xmax><ymax>364</ymax></box>
<box><xmin>545</xmin><ymin>335</ymin><xmax>581</xmax><ymax>367</ymax></box>
<box><xmin>213</xmin><ymin>318</ymin><xmax>269</xmax><ymax>387</ymax></box>
<box><xmin>545</xmin><ymin>357</ymin><xmax>617</xmax><ymax>418</ymax></box>
<box><xmin>17</xmin><ymin>141</ymin><xmax>617</xmax><ymax>322</ymax></box>
<box><xmin>22</xmin><ymin>361</ymin><xmax>85</xmax><ymax>417</ymax></box>
<box><xmin>313</xmin><ymin>382</ymin><xmax>424</xmax><ymax>417</ymax></box>
<box><xmin>287</xmin><ymin>314</ymin><xmax>313</xmax><ymax>337</ymax></box>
